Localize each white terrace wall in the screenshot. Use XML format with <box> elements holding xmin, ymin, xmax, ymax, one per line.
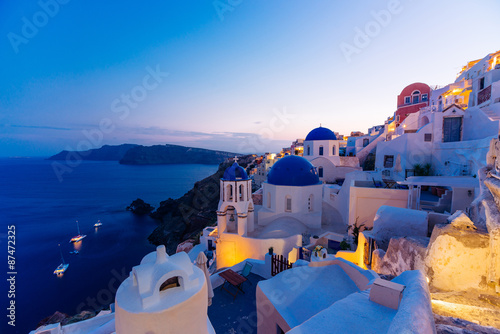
<box><xmin>349</xmin><ymin>181</ymin><xmax>408</xmax><ymax>230</ymax></box>
<box><xmin>216</xmin><ymin>233</ymin><xmax>301</xmax><ymax>269</ymax></box>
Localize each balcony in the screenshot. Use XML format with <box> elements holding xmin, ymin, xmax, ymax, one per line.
<box><xmin>478</xmin><ymin>85</ymin><xmax>492</xmax><ymax>105</ymax></box>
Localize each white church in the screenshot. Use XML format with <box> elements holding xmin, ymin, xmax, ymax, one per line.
<box><xmin>215</xmin><ymin>154</ymin><xmax>327</xmax><ymax>268</ymax></box>
<box><xmin>215</xmin><ymin>126</ymin><xmax>355</xmax><ymax>269</ymax></box>
<box><xmin>302</xmin><ymin>126</ymin><xmax>361</xmax><ymax>183</ymax></box>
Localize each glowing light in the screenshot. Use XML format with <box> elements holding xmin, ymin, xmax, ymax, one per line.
<box><xmin>426</xmin><ymin>276</ymin><xmax>430</xmax><ymax>283</ymax></box>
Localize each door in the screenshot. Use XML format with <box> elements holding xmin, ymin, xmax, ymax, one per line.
<box><xmin>443</xmin><ymin>117</ymin><xmax>462</xmax><ymax>142</ymax></box>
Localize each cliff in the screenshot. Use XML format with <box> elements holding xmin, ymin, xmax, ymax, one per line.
<box><xmin>48</xmin><ymin>144</ymin><xmax>138</xmax><ymax>161</ymax></box>
<box><xmin>147</xmin><ymin>154</ymin><xmax>256</xmax><ymax>254</ymax></box>
<box><xmin>119</xmin><ymin>144</ymin><xmax>239</xmax><ymax>165</ymax></box>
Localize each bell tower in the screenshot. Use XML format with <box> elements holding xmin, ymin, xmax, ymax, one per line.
<box><xmin>217</xmin><ymin>157</ymin><xmax>254</xmax><ymax>237</ymax></box>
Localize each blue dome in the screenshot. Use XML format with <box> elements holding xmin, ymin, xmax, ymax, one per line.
<box><xmin>267</xmin><ymin>156</ymin><xmax>320</xmax><ymax>186</ymax></box>
<box><xmin>222</xmin><ymin>162</ymin><xmax>249</xmax><ymax>181</ymax></box>
<box><xmin>305</xmin><ymin>126</ymin><xmax>337</xmax><ymax>141</ymax></box>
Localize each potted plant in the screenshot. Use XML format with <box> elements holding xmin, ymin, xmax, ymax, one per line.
<box><xmin>268</xmin><ymin>246</ymin><xmax>274</xmax><ymax>255</ymax></box>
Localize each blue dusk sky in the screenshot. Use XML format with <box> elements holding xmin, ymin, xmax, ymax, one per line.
<box><xmin>1</xmin><ymin>0</ymin><xmax>499</xmax><ymax>157</ymax></box>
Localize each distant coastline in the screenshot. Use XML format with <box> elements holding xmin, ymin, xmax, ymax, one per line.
<box><xmin>47</xmin><ymin>143</ymin><xmax>240</xmax><ymax>165</ymax></box>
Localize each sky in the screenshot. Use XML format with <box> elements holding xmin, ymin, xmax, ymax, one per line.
<box><xmin>1</xmin><ymin>0</ymin><xmax>499</xmax><ymax>157</ymax></box>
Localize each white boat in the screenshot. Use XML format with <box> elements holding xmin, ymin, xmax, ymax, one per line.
<box><xmin>94</xmin><ymin>220</ymin><xmax>102</xmax><ymax>227</ymax></box>
<box><xmin>70</xmin><ymin>220</ymin><xmax>86</xmax><ymax>243</ymax></box>
<box><xmin>54</xmin><ymin>244</ymin><xmax>69</xmax><ymax>275</ymax></box>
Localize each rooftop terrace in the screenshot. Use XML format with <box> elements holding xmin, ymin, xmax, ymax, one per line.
<box><xmin>208</xmin><ymin>272</ymin><xmax>265</xmax><ymax>334</ymax></box>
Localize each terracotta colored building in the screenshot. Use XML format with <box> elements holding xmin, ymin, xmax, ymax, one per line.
<box><xmin>395</xmin><ymin>82</ymin><xmax>431</xmax><ymax>124</ymax></box>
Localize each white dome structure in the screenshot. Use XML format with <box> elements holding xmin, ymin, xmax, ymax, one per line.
<box><xmin>115</xmin><ymin>245</ymin><xmax>211</xmax><ymax>334</ymax></box>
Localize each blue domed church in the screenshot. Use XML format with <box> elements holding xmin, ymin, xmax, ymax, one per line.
<box><xmin>216</xmin><ymin>156</ymin><xmax>323</xmax><ymax>269</ymax></box>
<box><xmin>303</xmin><ymin>126</ymin><xmax>361</xmax><ymax>183</ymax></box>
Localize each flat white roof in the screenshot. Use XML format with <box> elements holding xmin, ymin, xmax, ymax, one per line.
<box><xmin>400</xmin><ymin>176</ymin><xmax>478</xmax><ymax>188</ymax></box>
<box><xmin>258</xmin><ymin>264</ymin><xmax>360</xmax><ymax>328</ymax></box>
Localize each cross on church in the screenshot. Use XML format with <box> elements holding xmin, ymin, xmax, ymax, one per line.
<box><xmin>233</xmin><ymin>156</ymin><xmax>239</xmax><ymax>163</ymax></box>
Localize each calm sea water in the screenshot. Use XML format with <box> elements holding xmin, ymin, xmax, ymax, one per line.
<box><xmin>0</xmin><ymin>158</ymin><xmax>217</xmax><ymax>334</ymax></box>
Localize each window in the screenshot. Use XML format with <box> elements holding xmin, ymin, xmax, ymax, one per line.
<box><xmin>319</xmin><ymin>146</ymin><xmax>324</xmax><ymax>156</ymax></box>
<box><xmin>332</xmin><ymin>146</ymin><xmax>336</xmax><ymax>155</ymax></box>
<box><xmin>424</xmin><ymin>133</ymin><xmax>432</xmax><ymax>142</ymax></box>
<box><xmin>307</xmin><ymin>146</ymin><xmax>310</xmax><ymax>155</ymax></box>
<box><xmin>318</xmin><ymin>167</ymin><xmax>323</xmax><ymax>178</ymax></box>
<box><xmin>404</xmin><ymin>96</ymin><xmax>411</xmax><ymax>104</ymax></box>
<box><xmin>160</xmin><ymin>276</ymin><xmax>180</xmax><ymax>291</ymax></box>
<box><xmin>285</xmin><ymin>196</ymin><xmax>292</xmax><ymax>212</ymax></box>
<box><xmin>421</xmin><ymin>94</ymin><xmax>428</xmax><ymax>102</ymax></box>
<box><xmin>239</xmin><ymin>184</ymin><xmax>244</xmax><ymax>201</ymax></box>
<box><xmin>479</xmin><ymin>77</ymin><xmax>485</xmax><ymax>90</ymax></box>
<box><xmin>384</xmin><ymin>155</ymin><xmax>394</xmax><ymax>168</ymax></box>
<box><xmin>226</xmin><ymin>184</ymin><xmax>233</xmax><ymax>201</ymax></box>
<box><xmin>443</xmin><ymin>117</ymin><xmax>462</xmax><ymax>142</ymax></box>
<box><xmin>308</xmin><ymin>195</ymin><xmax>313</xmax><ymax>212</ymax></box>
<box><xmin>363</xmin><ymin>138</ymin><xmax>369</xmax><ymax>147</ymax></box>
<box><xmin>267</xmin><ymin>192</ymin><xmax>271</xmax><ymax>208</ymax></box>
<box><xmin>412</xmin><ymin>90</ymin><xmax>420</xmax><ymax>104</ymax></box>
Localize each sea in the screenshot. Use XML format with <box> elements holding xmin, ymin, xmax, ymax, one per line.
<box><xmin>0</xmin><ymin>158</ymin><xmax>218</xmax><ymax>334</ymax></box>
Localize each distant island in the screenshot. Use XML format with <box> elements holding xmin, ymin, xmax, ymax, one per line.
<box><xmin>48</xmin><ymin>144</ymin><xmax>138</xmax><ymax>161</ymax></box>
<box><xmin>48</xmin><ymin>143</ymin><xmax>240</xmax><ymax>165</ymax></box>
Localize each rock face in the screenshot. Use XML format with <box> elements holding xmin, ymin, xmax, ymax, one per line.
<box><xmin>435</xmin><ymin>314</ymin><xmax>500</xmax><ymax>334</ymax></box>
<box><xmin>37</xmin><ymin>310</ymin><xmax>96</xmax><ymax>328</ymax></box>
<box><xmin>372</xmin><ymin>237</ymin><xmax>428</xmax><ymax>276</ymax></box>
<box><xmin>426</xmin><ymin>223</ymin><xmax>490</xmax><ymax>292</ymax></box>
<box><xmin>147</xmin><ymin>155</ymin><xmax>255</xmax><ymax>254</ymax></box>
<box><xmin>127</xmin><ymin>198</ymin><xmax>154</xmax><ymax>215</ymax></box>
<box><xmin>119</xmin><ymin>144</ymin><xmax>239</xmax><ymax>165</ymax></box>
<box><xmin>48</xmin><ymin>144</ymin><xmax>138</xmax><ymax>161</ymax></box>
<box><xmin>176</xmin><ymin>239</ymin><xmax>195</xmax><ymax>254</ymax></box>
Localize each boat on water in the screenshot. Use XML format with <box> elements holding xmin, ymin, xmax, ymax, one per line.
<box><xmin>94</xmin><ymin>219</ymin><xmax>102</xmax><ymax>227</ymax></box>
<box><xmin>70</xmin><ymin>220</ymin><xmax>86</xmax><ymax>243</ymax></box>
<box><xmin>54</xmin><ymin>244</ymin><xmax>69</xmax><ymax>275</ymax></box>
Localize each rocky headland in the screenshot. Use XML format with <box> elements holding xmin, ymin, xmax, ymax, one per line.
<box><xmin>47</xmin><ymin>144</ymin><xmax>138</xmax><ymax>161</ymax></box>
<box><xmin>48</xmin><ymin>143</ymin><xmax>239</xmax><ymax>166</ymax></box>
<box><xmin>143</xmin><ymin>154</ymin><xmax>256</xmax><ymax>254</ymax></box>
<box><xmin>119</xmin><ymin>144</ymin><xmax>239</xmax><ymax>165</ymax></box>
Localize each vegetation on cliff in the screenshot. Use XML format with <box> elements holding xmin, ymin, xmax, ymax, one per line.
<box><xmin>147</xmin><ymin>155</ymin><xmax>256</xmax><ymax>254</ymax></box>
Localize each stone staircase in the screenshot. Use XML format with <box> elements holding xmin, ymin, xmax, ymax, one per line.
<box><xmin>356</xmin><ymin>132</ymin><xmax>386</xmax><ymax>167</ymax></box>
<box><xmin>420</xmin><ymin>190</ymin><xmax>452</xmax><ymax>213</ymax></box>
<box><xmin>481</xmin><ymin>105</ymin><xmax>500</xmax><ymax>121</ymax></box>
